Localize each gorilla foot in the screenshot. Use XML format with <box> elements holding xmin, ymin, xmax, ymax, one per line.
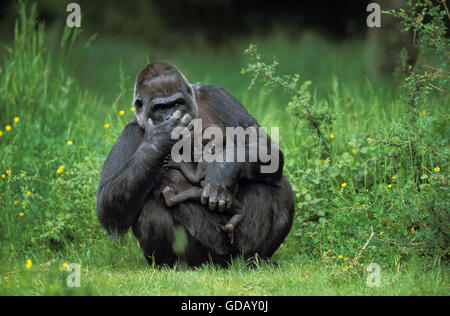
<box><xmin>162</xmin><ymin>185</ymin><xmax>176</xmax><ymax>208</ymax></box>
<box><xmin>218</xmin><ymin>223</ymin><xmax>235</xmax><ymax>245</ymax></box>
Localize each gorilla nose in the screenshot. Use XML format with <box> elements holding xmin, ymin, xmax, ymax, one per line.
<box><xmin>163</xmin><ymin>110</ymin><xmax>176</xmax><ymax>121</ymax></box>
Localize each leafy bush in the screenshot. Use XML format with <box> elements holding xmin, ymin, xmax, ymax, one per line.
<box><xmin>0</xmin><ymin>3</ymin><xmax>115</xmax><ymax>261</ymax></box>
<box><xmin>242</xmin><ymin>0</ymin><xmax>449</xmax><ymax>267</ymax></box>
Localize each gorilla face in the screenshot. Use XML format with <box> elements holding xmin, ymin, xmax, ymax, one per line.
<box><xmin>133</xmin><ymin>62</ymin><xmax>198</xmax><ymax>130</ymax></box>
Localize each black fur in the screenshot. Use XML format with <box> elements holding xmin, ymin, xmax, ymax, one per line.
<box><xmin>96</xmin><ymin>62</ymin><xmax>295</xmax><ymax>266</ymax></box>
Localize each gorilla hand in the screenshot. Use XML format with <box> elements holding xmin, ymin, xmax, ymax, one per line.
<box><xmin>163</xmin><ymin>154</ymin><xmax>180</xmax><ymax>170</ymax></box>
<box><xmin>201</xmin><ymin>161</ymin><xmax>237</xmax><ymax>212</ymax></box>
<box><xmin>143</xmin><ymin>111</ymin><xmax>192</xmax><ymax>155</ymax></box>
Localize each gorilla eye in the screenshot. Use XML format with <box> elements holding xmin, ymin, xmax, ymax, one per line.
<box><xmin>153</xmin><ymin>103</ymin><xmax>171</xmax><ymax>112</ymax></box>
<box><xmin>134</xmin><ymin>99</ymin><xmax>143</xmax><ymax>110</ymax></box>
<box><xmin>174</xmin><ymin>99</ymin><xmax>185</xmax><ymax>106</ymax></box>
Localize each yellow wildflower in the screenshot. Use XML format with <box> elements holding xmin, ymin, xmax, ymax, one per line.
<box><xmin>130</xmin><ymin>107</ymin><xmax>135</xmax><ymax>112</ymax></box>
<box><xmin>379</xmin><ymin>232</ymin><xmax>383</xmax><ymax>236</ymax></box>
<box><xmin>1</xmin><ymin>174</ymin><xmax>5</xmax><ymax>179</ymax></box>
<box><xmin>5</xmin><ymin>125</ymin><xmax>11</xmax><ymax>132</ymax></box>
<box><xmin>330</xmin><ymin>134</ymin><xmax>335</xmax><ymax>139</ymax></box>
<box><xmin>411</xmin><ymin>227</ymin><xmax>415</xmax><ymax>233</ymax></box>
<box><xmin>57</xmin><ymin>165</ymin><xmax>65</xmax><ymax>174</ymax></box>
<box><xmin>341</xmin><ymin>183</ymin><xmax>347</xmax><ymax>188</ymax></box>
<box><xmin>434</xmin><ymin>166</ymin><xmax>440</xmax><ymax>172</ymax></box>
<box><xmin>0</xmin><ymin>131</ymin><xmax>3</xmax><ymax>137</ymax></box>
<box><xmin>421</xmin><ymin>110</ymin><xmax>426</xmax><ymax>117</ymax></box>
<box><xmin>67</xmin><ymin>140</ymin><xmax>73</xmax><ymax>146</ymax></box>
<box><xmin>6</xmin><ymin>170</ymin><xmax>11</xmax><ymax>175</ymax></box>
<box><xmin>351</xmin><ymin>149</ymin><xmax>356</xmax><ymax>153</ymax></box>
<box><xmin>19</xmin><ymin>212</ymin><xmax>25</xmax><ymax>217</ymax></box>
<box><xmin>388</xmin><ymin>184</ymin><xmax>392</xmax><ymax>189</ymax></box>
<box><xmin>119</xmin><ymin>110</ymin><xmax>125</xmax><ymax>116</ymax></box>
<box><xmin>61</xmin><ymin>263</ymin><xmax>69</xmax><ymax>271</ymax></box>
<box><xmin>27</xmin><ymin>191</ymin><xmax>31</xmax><ymax>196</ymax></box>
<box><xmin>26</xmin><ymin>259</ymin><xmax>32</xmax><ymax>269</ymax></box>
<box><xmin>338</xmin><ymin>255</ymin><xmax>343</xmax><ymax>259</ymax></box>
<box><xmin>392</xmin><ymin>175</ymin><xmax>397</xmax><ymax>180</ymax></box>
<box><xmin>104</xmin><ymin>123</ymin><xmax>111</xmax><ymax>129</ymax></box>
<box><xmin>14</xmin><ymin>117</ymin><xmax>20</xmax><ymax>123</ymax></box>
<box><xmin>21</xmin><ymin>173</ymin><xmax>25</xmax><ymax>177</ymax></box>
<box><xmin>14</xmin><ymin>200</ymin><xmax>19</xmax><ymax>205</ymax></box>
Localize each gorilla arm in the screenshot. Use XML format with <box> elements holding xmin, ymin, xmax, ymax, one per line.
<box><xmin>195</xmin><ymin>85</ymin><xmax>284</xmax><ymax>212</ymax></box>
<box><xmin>96</xmin><ymin>117</ymin><xmax>180</xmax><ymax>238</ymax></box>
<box><xmin>201</xmin><ymin>143</ymin><xmax>284</xmax><ymax>212</ymax></box>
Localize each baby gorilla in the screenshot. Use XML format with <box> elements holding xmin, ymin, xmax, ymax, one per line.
<box><xmin>162</xmin><ymin>154</ymin><xmax>244</xmax><ymax>245</ymax></box>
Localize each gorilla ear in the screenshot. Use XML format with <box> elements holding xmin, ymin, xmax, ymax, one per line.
<box><xmin>133</xmin><ymin>98</ymin><xmax>143</xmax><ymax>111</ymax></box>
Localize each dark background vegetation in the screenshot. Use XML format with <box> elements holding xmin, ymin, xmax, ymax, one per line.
<box><xmin>0</xmin><ymin>0</ymin><xmax>371</xmax><ymax>43</ymax></box>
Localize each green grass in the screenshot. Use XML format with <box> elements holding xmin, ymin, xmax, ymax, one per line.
<box><xmin>0</xmin><ymin>3</ymin><xmax>448</xmax><ymax>296</ymax></box>
<box><xmin>1</xmin><ymin>255</ymin><xmax>448</xmax><ymax>296</ymax></box>
<box><xmin>0</xmin><ymin>234</ymin><xmax>448</xmax><ymax>296</ymax></box>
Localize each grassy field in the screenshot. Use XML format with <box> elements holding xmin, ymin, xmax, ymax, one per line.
<box><xmin>1</xmin><ymin>254</ymin><xmax>447</xmax><ymax>296</ymax></box>
<box><xmin>0</xmin><ymin>4</ymin><xmax>448</xmax><ymax>296</ymax></box>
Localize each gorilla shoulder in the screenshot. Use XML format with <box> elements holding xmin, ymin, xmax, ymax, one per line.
<box><xmin>195</xmin><ymin>84</ymin><xmax>257</xmax><ymax>127</ymax></box>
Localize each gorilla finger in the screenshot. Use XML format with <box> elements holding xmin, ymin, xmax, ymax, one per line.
<box><xmin>209</xmin><ymin>198</ymin><xmax>217</xmax><ymax>211</ymax></box>
<box><xmin>201</xmin><ymin>184</ymin><xmax>210</xmax><ymax>205</ymax></box>
<box><xmin>146</xmin><ymin>118</ymin><xmax>155</xmax><ymax>131</ymax></box>
<box><xmin>181</xmin><ymin>114</ymin><xmax>192</xmax><ymax>126</ymax></box>
<box><xmin>172</xmin><ymin>110</ymin><xmax>182</xmax><ymax>120</ymax></box>
<box><xmin>217</xmin><ymin>190</ymin><xmax>227</xmax><ymax>212</ymax></box>
<box><xmin>218</xmin><ymin>199</ymin><xmax>226</xmax><ymax>212</ymax></box>
<box><xmin>208</xmin><ymin>189</ymin><xmax>218</xmax><ymax>211</ymax></box>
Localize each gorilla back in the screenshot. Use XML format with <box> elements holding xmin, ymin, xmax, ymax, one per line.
<box><xmin>96</xmin><ymin>62</ymin><xmax>295</xmax><ymax>266</ymax></box>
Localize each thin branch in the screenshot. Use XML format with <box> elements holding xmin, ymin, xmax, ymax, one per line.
<box><xmin>352</xmin><ymin>226</ymin><xmax>374</xmax><ymax>266</ymax></box>
<box><xmin>250</xmin><ymin>64</ymin><xmax>324</xmax><ymax>140</ymax></box>
<box><xmin>415</xmin><ymin>19</ymin><xmax>450</xmax><ymax>58</ymax></box>
<box><xmin>442</xmin><ymin>0</ymin><xmax>450</xmax><ymax>21</ymax></box>
<box><xmin>428</xmin><ymin>83</ymin><xmax>444</xmax><ymax>92</ymax></box>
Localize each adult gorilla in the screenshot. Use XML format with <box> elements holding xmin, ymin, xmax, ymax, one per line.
<box><xmin>96</xmin><ymin>62</ymin><xmax>294</xmax><ymax>266</ymax></box>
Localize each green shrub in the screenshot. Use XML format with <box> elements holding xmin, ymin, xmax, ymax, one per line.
<box><xmin>242</xmin><ymin>0</ymin><xmax>449</xmax><ymax>267</ymax></box>
<box><xmin>0</xmin><ymin>3</ymin><xmax>109</xmax><ymax>261</ymax></box>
